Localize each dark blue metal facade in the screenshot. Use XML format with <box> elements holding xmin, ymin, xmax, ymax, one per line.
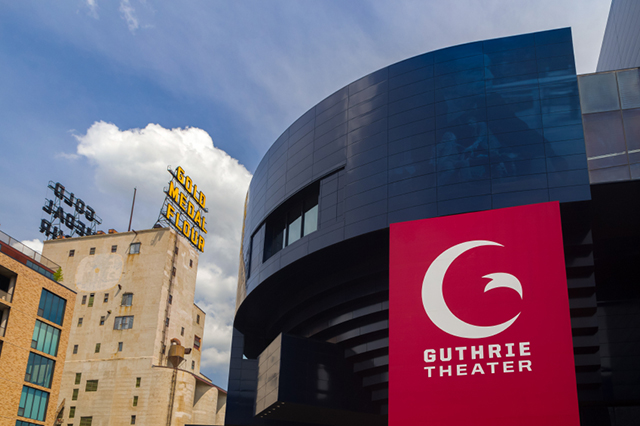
<box><xmin>228</xmin><ymin>28</ymin><xmax>601</xmax><ymax>426</ymax></box>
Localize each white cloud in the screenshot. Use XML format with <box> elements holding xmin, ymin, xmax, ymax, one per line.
<box><xmin>20</xmin><ymin>238</ymin><xmax>44</xmax><ymax>254</ymax></box>
<box><xmin>119</xmin><ymin>0</ymin><xmax>139</xmax><ymax>33</ymax></box>
<box><xmin>72</xmin><ymin>121</ymin><xmax>252</xmax><ymax>385</ymax></box>
<box><xmin>85</xmin><ymin>0</ymin><xmax>99</xmax><ymax>19</ymax></box>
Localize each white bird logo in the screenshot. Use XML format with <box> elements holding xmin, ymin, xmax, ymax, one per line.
<box><xmin>422</xmin><ymin>240</ymin><xmax>523</xmax><ymax>339</ymax></box>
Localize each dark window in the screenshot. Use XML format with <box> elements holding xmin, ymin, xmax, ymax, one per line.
<box><xmin>191</xmin><ymin>360</ymin><xmax>195</xmax><ymax>370</ymax></box>
<box><xmin>118</xmin><ymin>342</ymin><xmax>123</xmax><ymax>352</ymax></box>
<box><xmin>114</xmin><ymin>316</ymin><xmax>134</xmax><ymax>330</ymax></box>
<box><xmin>77</xmin><ymin>317</ymin><xmax>83</xmax><ymax>327</ymax></box>
<box><xmin>37</xmin><ymin>289</ymin><xmax>66</xmax><ymax>326</ymax></box>
<box><xmin>131</xmin><ymin>415</ymin><xmax>136</xmax><ymax>425</ymax></box>
<box><xmin>172</xmin><ymin>267</ymin><xmax>176</xmax><ymax>276</ymax></box>
<box><xmin>263</xmin><ymin>182</ymin><xmax>319</xmax><ymax>261</ymax></box>
<box><xmin>133</xmin><ymin>396</ymin><xmax>138</xmax><ymax>406</ymax></box>
<box><xmin>168</xmin><ymin>294</ymin><xmax>172</xmax><ymax>304</ymax></box>
<box><xmin>79</xmin><ymin>417</ymin><xmax>92</xmax><ymax>426</ymax></box>
<box><xmin>89</xmin><ymin>247</ymin><xmax>95</xmax><ymax>255</ymax></box>
<box><xmin>75</xmin><ymin>373</ymin><xmax>82</xmax><ymax>384</ymax></box>
<box><xmin>72</xmin><ymin>389</ymin><xmax>78</xmax><ymax>400</ymax></box>
<box><xmin>189</xmin><ymin>259</ymin><xmax>193</xmax><ymax>268</ymax></box>
<box><xmin>135</xmin><ymin>377</ymin><xmax>141</xmax><ymax>388</ymax></box>
<box><xmin>129</xmin><ymin>243</ymin><xmax>141</xmax><ymax>254</ymax></box>
<box><xmin>111</xmin><ymin>245</ymin><xmax>117</xmax><ymax>253</ymax></box>
<box><xmin>25</xmin><ymin>352</ymin><xmax>55</xmax><ymax>388</ymax></box>
<box><xmin>94</xmin><ymin>343</ymin><xmax>100</xmax><ymax>353</ymax></box>
<box><xmin>88</xmin><ymin>293</ymin><xmax>94</xmax><ymax>307</ymax></box>
<box><xmin>31</xmin><ymin>320</ymin><xmax>61</xmax><ymax>356</ymax></box>
<box><xmin>121</xmin><ymin>293</ymin><xmax>133</xmax><ymax>306</ymax></box>
<box><xmin>69</xmin><ymin>250</ymin><xmax>75</xmax><ymax>257</ymax></box>
<box><xmin>165</xmin><ymin>318</ymin><xmax>170</xmax><ymax>327</ymax></box>
<box><xmin>81</xmin><ymin>295</ymin><xmax>87</xmax><ymax>305</ymax></box>
<box><xmin>73</xmin><ymin>345</ymin><xmax>78</xmax><ymax>354</ymax></box>
<box><xmin>17</xmin><ymin>386</ymin><xmax>49</xmax><ymax>421</ymax></box>
<box><xmin>181</xmin><ymin>327</ymin><xmax>184</xmax><ymax>336</ymax></box>
<box><xmin>194</xmin><ymin>336</ymin><xmax>201</xmax><ymax>350</ymax></box>
<box><xmin>103</xmin><ymin>293</ymin><xmax>109</xmax><ymax>303</ymax></box>
<box><xmin>85</xmin><ymin>380</ymin><xmax>98</xmax><ymax>392</ymax></box>
<box><xmin>174</xmin><ymin>246</ymin><xmax>179</xmax><ymax>254</ymax></box>
<box><xmin>99</xmin><ymin>316</ymin><xmax>105</xmax><ymax>326</ymax></box>
<box><xmin>196</xmin><ymin>314</ymin><xmax>200</xmax><ymax>324</ymax></box>
<box><xmin>69</xmin><ymin>406</ymin><xmax>76</xmax><ymax>418</ymax></box>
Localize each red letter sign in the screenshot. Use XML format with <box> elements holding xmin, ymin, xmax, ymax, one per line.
<box><xmin>390</xmin><ymin>202</ymin><xmax>579</xmax><ymax>426</ymax></box>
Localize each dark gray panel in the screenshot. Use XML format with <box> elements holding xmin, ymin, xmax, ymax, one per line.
<box><xmin>548</xmin><ymin>184</ymin><xmax>591</xmax><ymax>202</ymax></box>
<box><xmin>316</xmin><ymin>97</ymin><xmax>348</xmax><ymax>126</ymax></box>
<box><xmin>349</xmin><ymin>80</ymin><xmax>388</xmax><ymax>108</ymax></box>
<box><xmin>347</xmin><ymin>118</ymin><xmax>388</xmax><ymax>144</ymax></box>
<box><xmin>348</xmin><ymin>131</ymin><xmax>387</xmax><ymax>157</ymax></box>
<box><xmin>492</xmin><ymin>189</ymin><xmax>550</xmax><ymax>209</ymax></box>
<box><xmin>344</xmin><ymin>214</ymin><xmax>388</xmax><ymax>240</ymax></box>
<box><xmin>315</xmin><ymin>110</ymin><xmax>348</xmax><ymax>139</ymax></box>
<box><xmin>345</xmin><ymin>186</ymin><xmax>388</xmax><ymax>211</ymax></box>
<box><xmin>388</xmin><ymin>203</ymin><xmax>438</xmax><ymax>224</ymax></box>
<box><xmin>348</xmin><ymin>143</ymin><xmax>387</xmax><ymax>168</ymax></box>
<box><xmin>437</xmin><ymin>180</ymin><xmax>492</xmax><ymax>201</ymax></box>
<box><xmin>388</xmin><ymin>132</ymin><xmax>435</xmax><ymax>155</ymax></box>
<box><xmin>349</xmin><ymin>106</ymin><xmax>388</xmax><ymax>133</ymax></box>
<box><xmin>437</xmin><ymin>194</ymin><xmax>492</xmax><ymax>216</ymax></box>
<box><xmin>349</xmin><ymin>68</ymin><xmax>388</xmax><ymax>95</ymax></box>
<box><xmin>348</xmin><ymin>93</ymin><xmax>389</xmax><ymax>120</ymax></box>
<box><xmin>388</xmin><ymin>188</ymin><xmax>437</xmax><ymax>211</ymax></box>
<box><xmin>345</xmin><ymin>171</ymin><xmax>387</xmax><ymax>198</ymax></box>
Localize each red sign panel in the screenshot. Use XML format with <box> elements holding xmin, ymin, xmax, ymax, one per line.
<box><xmin>389</xmin><ymin>202</ymin><xmax>579</xmax><ymax>426</ymax></box>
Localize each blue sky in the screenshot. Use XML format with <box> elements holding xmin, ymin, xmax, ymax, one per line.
<box><xmin>0</xmin><ymin>0</ymin><xmax>612</xmax><ymax>388</ymax></box>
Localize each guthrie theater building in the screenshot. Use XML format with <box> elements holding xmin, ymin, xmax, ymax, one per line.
<box><xmin>226</xmin><ymin>28</ymin><xmax>640</xmax><ymax>426</ymax></box>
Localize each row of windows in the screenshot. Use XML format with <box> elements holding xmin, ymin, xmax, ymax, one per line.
<box><xmin>25</xmin><ymin>352</ymin><xmax>55</xmax><ymax>388</ymax></box>
<box><xmin>38</xmin><ymin>289</ymin><xmax>66</xmax><ymax>326</ymax></box>
<box><xmin>78</xmin><ymin>314</ymin><xmax>134</xmax><ymax>329</ymax></box>
<box><xmin>81</xmin><ymin>292</ymin><xmax>132</xmax><ymax>307</ymax></box>
<box><xmin>69</xmin><ymin>243</ymin><xmax>141</xmax><ymax>257</ymax></box>
<box><xmin>74</xmin><ymin>373</ymin><xmax>141</xmax><ymax>387</ymax></box>
<box><xmin>17</xmin><ymin>386</ymin><xmax>48</xmax><ymax>422</ymax></box>
<box><xmin>31</xmin><ymin>319</ymin><xmax>61</xmax><ymax>356</ymax></box>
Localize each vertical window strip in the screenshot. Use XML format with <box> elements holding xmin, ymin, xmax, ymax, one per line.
<box><xmin>37</xmin><ymin>289</ymin><xmax>67</xmax><ymax>326</ymax></box>
<box><xmin>31</xmin><ymin>320</ymin><xmax>61</xmax><ymax>356</ymax></box>
<box><xmin>18</xmin><ymin>386</ymin><xmax>49</xmax><ymax>422</ymax></box>
<box><xmin>25</xmin><ymin>352</ymin><xmax>55</xmax><ymax>388</ymax></box>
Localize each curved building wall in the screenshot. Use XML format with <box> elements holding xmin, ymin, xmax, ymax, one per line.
<box><xmin>228</xmin><ymin>28</ymin><xmax>593</xmax><ymax>426</ymax></box>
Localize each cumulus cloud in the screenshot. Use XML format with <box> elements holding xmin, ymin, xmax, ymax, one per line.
<box><xmin>20</xmin><ymin>238</ymin><xmax>44</xmax><ymax>254</ymax></box>
<box><xmin>72</xmin><ymin>121</ymin><xmax>252</xmax><ymax>386</ymax></box>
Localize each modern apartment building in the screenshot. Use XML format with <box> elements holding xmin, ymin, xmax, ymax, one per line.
<box><xmin>0</xmin><ymin>229</ymin><xmax>76</xmax><ymax>426</ymax></box>
<box><xmin>42</xmin><ymin>227</ymin><xmax>226</xmax><ymax>426</ymax></box>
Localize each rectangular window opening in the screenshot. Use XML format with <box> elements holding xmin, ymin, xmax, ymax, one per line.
<box><xmin>73</xmin><ymin>345</ymin><xmax>78</xmax><ymax>355</ymax></box>
<box><xmin>133</xmin><ymin>395</ymin><xmax>138</xmax><ymax>406</ymax></box>
<box><xmin>69</xmin><ymin>250</ymin><xmax>75</xmax><ymax>257</ymax></box>
<box><xmin>111</xmin><ymin>245</ymin><xmax>117</xmax><ymax>253</ymax></box>
<box><xmin>89</xmin><ymin>247</ymin><xmax>95</xmax><ymax>255</ymax></box>
<box><xmin>114</xmin><ymin>316</ymin><xmax>134</xmax><ymax>330</ymax></box>
<box><xmin>75</xmin><ymin>373</ymin><xmax>82</xmax><ymax>385</ymax></box>
<box><xmin>85</xmin><ymin>380</ymin><xmax>98</xmax><ymax>392</ymax></box>
<box><xmin>88</xmin><ymin>293</ymin><xmax>94</xmax><ymax>307</ymax></box>
<box><xmin>118</xmin><ymin>342</ymin><xmax>123</xmax><ymax>352</ymax></box>
<box><xmin>72</xmin><ymin>388</ymin><xmax>79</xmax><ymax>401</ymax></box>
<box><xmin>103</xmin><ymin>293</ymin><xmax>109</xmax><ymax>303</ymax></box>
<box><xmin>135</xmin><ymin>377</ymin><xmax>141</xmax><ymax>388</ymax></box>
<box><xmin>121</xmin><ymin>293</ymin><xmax>133</xmax><ymax>307</ymax></box>
<box><xmin>129</xmin><ymin>243</ymin><xmax>141</xmax><ymax>254</ymax></box>
<box><xmin>94</xmin><ymin>343</ymin><xmax>100</xmax><ymax>353</ymax></box>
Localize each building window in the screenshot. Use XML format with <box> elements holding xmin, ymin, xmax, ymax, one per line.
<box><xmin>114</xmin><ymin>316</ymin><xmax>134</xmax><ymax>330</ymax></box>
<box><xmin>69</xmin><ymin>250</ymin><xmax>75</xmax><ymax>257</ymax></box>
<box><xmin>73</xmin><ymin>345</ymin><xmax>78</xmax><ymax>354</ymax></box>
<box><xmin>129</xmin><ymin>243</ymin><xmax>141</xmax><ymax>254</ymax></box>
<box><xmin>168</xmin><ymin>294</ymin><xmax>173</xmax><ymax>304</ymax></box>
<box><xmin>75</xmin><ymin>373</ymin><xmax>82</xmax><ymax>384</ymax></box>
<box><xmin>111</xmin><ymin>245</ymin><xmax>117</xmax><ymax>253</ymax></box>
<box><xmin>165</xmin><ymin>318</ymin><xmax>170</xmax><ymax>327</ymax></box>
<box><xmin>194</xmin><ymin>336</ymin><xmax>201</xmax><ymax>350</ymax></box>
<box><xmin>131</xmin><ymin>415</ymin><xmax>136</xmax><ymax>424</ymax></box>
<box><xmin>103</xmin><ymin>293</ymin><xmax>109</xmax><ymax>303</ymax></box>
<box><xmin>89</xmin><ymin>247</ymin><xmax>95</xmax><ymax>255</ymax></box>
<box><xmin>191</xmin><ymin>360</ymin><xmax>195</xmax><ymax>370</ymax></box>
<box><xmin>37</xmin><ymin>288</ymin><xmax>67</xmax><ymax>326</ymax></box>
<box><xmin>77</xmin><ymin>317</ymin><xmax>83</xmax><ymax>327</ymax></box>
<box><xmin>135</xmin><ymin>377</ymin><xmax>141</xmax><ymax>388</ymax></box>
<box><xmin>196</xmin><ymin>314</ymin><xmax>200</xmax><ymax>324</ymax></box>
<box><xmin>121</xmin><ymin>293</ymin><xmax>133</xmax><ymax>306</ymax></box>
<box><xmin>72</xmin><ymin>388</ymin><xmax>79</xmax><ymax>400</ymax></box>
<box><xmin>189</xmin><ymin>259</ymin><xmax>193</xmax><ymax>268</ymax></box>
<box><xmin>174</xmin><ymin>246</ymin><xmax>179</xmax><ymax>254</ymax></box>
<box><xmin>85</xmin><ymin>380</ymin><xmax>98</xmax><ymax>392</ymax></box>
<box><xmin>118</xmin><ymin>342</ymin><xmax>123</xmax><ymax>352</ymax></box>
<box><xmin>181</xmin><ymin>327</ymin><xmax>184</xmax><ymax>336</ymax></box>
<box><xmin>25</xmin><ymin>352</ymin><xmax>55</xmax><ymax>388</ymax></box>
<box><xmin>31</xmin><ymin>320</ymin><xmax>61</xmax><ymax>356</ymax></box>
<box><xmin>172</xmin><ymin>267</ymin><xmax>176</xmax><ymax>276</ymax></box>
<box><xmin>88</xmin><ymin>293</ymin><xmax>94</xmax><ymax>307</ymax></box>
<box><xmin>100</xmin><ymin>316</ymin><xmax>105</xmax><ymax>326</ymax></box>
<box><xmin>95</xmin><ymin>343</ymin><xmax>101</xmax><ymax>353</ymax></box>
<box><xmin>82</xmin><ymin>295</ymin><xmax>87</xmax><ymax>305</ymax></box>
<box><xmin>17</xmin><ymin>386</ymin><xmax>49</xmax><ymax>421</ymax></box>
<box><xmin>132</xmin><ymin>396</ymin><xmax>138</xmax><ymax>406</ymax></box>
<box><xmin>79</xmin><ymin>417</ymin><xmax>93</xmax><ymax>426</ymax></box>
<box><xmin>69</xmin><ymin>406</ymin><xmax>76</xmax><ymax>418</ymax></box>
<box><xmin>263</xmin><ymin>182</ymin><xmax>319</xmax><ymax>261</ymax></box>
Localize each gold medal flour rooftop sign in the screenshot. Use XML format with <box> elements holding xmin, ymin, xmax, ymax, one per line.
<box><xmin>156</xmin><ymin>166</ymin><xmax>208</xmax><ymax>252</ymax></box>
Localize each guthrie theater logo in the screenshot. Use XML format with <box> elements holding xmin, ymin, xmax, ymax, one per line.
<box><xmin>389</xmin><ymin>202</ymin><xmax>580</xmax><ymax>426</ymax></box>
<box><xmin>421</xmin><ymin>240</ymin><xmax>531</xmax><ymax>378</ymax></box>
